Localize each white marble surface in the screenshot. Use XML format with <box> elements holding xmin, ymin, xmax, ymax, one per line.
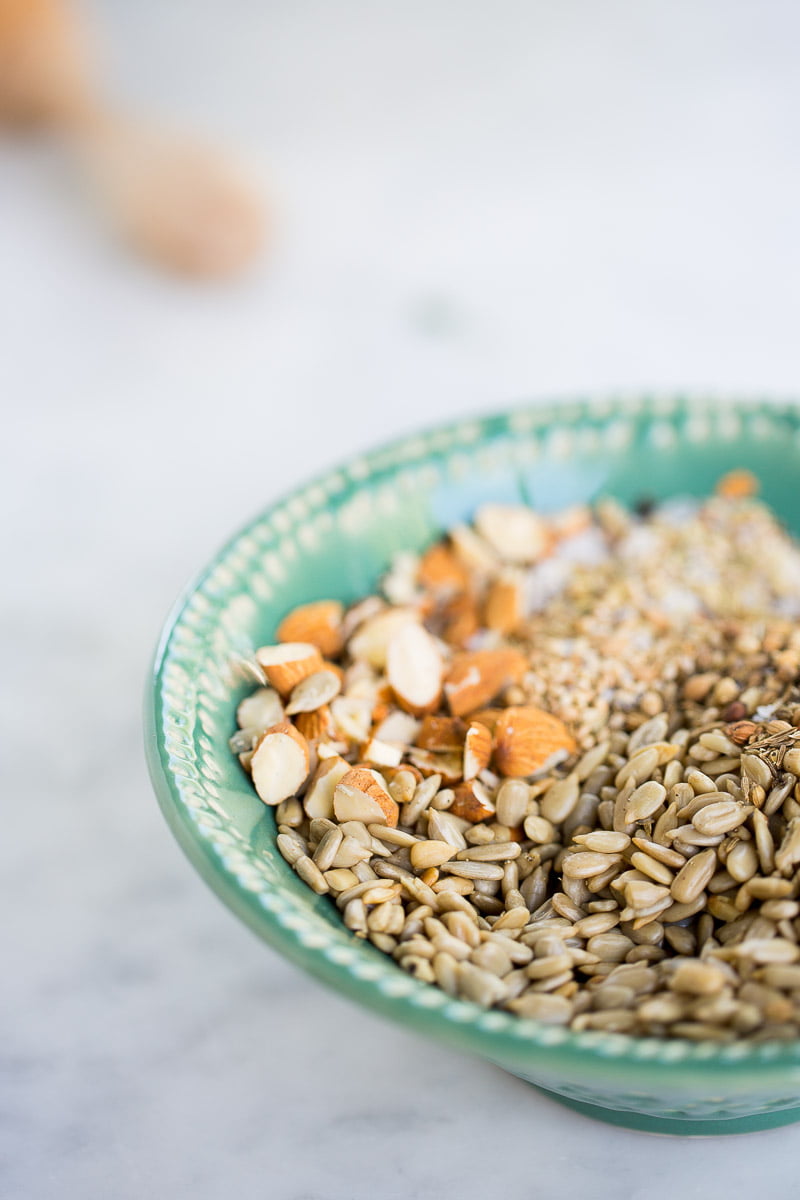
<box><xmin>6</xmin><ymin>2</ymin><xmax>800</xmax><ymax>1196</ymax></box>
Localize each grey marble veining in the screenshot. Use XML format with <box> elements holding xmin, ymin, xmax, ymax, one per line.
<box><xmin>6</xmin><ymin>2</ymin><xmax>800</xmax><ymax>1196</ymax></box>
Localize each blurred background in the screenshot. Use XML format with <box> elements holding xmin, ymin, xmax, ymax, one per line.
<box><xmin>5</xmin><ymin>2</ymin><xmax>800</xmax><ymax>1197</ymax></box>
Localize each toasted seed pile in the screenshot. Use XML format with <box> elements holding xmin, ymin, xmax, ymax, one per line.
<box><xmin>231</xmin><ymin>471</ymin><xmax>800</xmax><ymax>1040</ymax></box>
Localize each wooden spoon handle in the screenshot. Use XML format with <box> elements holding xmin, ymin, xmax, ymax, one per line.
<box><xmin>0</xmin><ymin>0</ymin><xmax>94</xmax><ymax>127</ymax></box>
<box><xmin>70</xmin><ymin>112</ymin><xmax>266</xmax><ymax>278</ymax></box>
<box><xmin>0</xmin><ymin>0</ymin><xmax>266</xmax><ymax>277</ymax></box>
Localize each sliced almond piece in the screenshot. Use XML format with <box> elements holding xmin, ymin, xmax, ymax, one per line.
<box><xmin>285</xmin><ymin>668</ymin><xmax>342</xmax><ymax>715</ymax></box>
<box><xmin>250</xmin><ymin>721</ymin><xmax>311</xmax><ymax>806</ymax></box>
<box><xmin>407</xmin><ymin>747</ymin><xmax>464</xmax><ymax>785</ymax></box>
<box><xmin>276</xmin><ymin>599</ymin><xmax>344</xmax><ymax>658</ymax></box>
<box><xmin>474</xmin><ymin>503</ymin><xmax>548</xmax><ymax>564</ymax></box>
<box><xmin>373</xmin><ymin>710</ymin><xmax>421</xmax><ymax>747</ymax></box>
<box><xmin>316</xmin><ymin>739</ymin><xmax>350</xmax><ymax>760</ymax></box>
<box><xmin>333</xmin><ymin>767</ymin><xmax>399</xmax><ymax>827</ymax></box>
<box><xmin>469</xmin><ymin>707</ymin><xmax>505</xmax><ymax>734</ymax></box>
<box><xmin>320</xmin><ymin>660</ymin><xmax>345</xmax><ymax>684</ymax></box>
<box><xmin>415</xmin><ymin>715</ymin><xmax>466</xmax><ymax>752</ymax></box>
<box><xmin>361</xmin><ymin>736</ymin><xmax>404</xmax><ymax>769</ymax></box>
<box><xmin>550</xmin><ymin>504</ymin><xmax>592</xmax><ymax>541</ymax></box>
<box><xmin>449</xmin><ymin>779</ymin><xmax>496</xmax><ymax>823</ymax></box>
<box><xmin>444</xmin><ymin>648</ymin><xmax>528</xmax><ymax>717</ymax></box>
<box><xmin>449</xmin><ymin>524</ymin><xmax>500</xmax><ymax>571</ymax></box>
<box><xmin>382</xmin><ymin>551</ymin><xmax>423</xmax><ymax>606</ymax></box>
<box><xmin>494</xmin><ymin>706</ymin><xmax>576</xmax><ymax>777</ymax></box>
<box><xmin>463</xmin><ymin>721</ymin><xmax>492</xmax><ymax>781</ymax></box>
<box><xmin>342</xmin><ymin>664</ymin><xmax>381</xmax><ymax>705</ymax></box>
<box><xmin>303</xmin><ymin>754</ymin><xmax>351</xmax><ymax>819</ymax></box>
<box><xmin>230</xmin><ymin>726</ymin><xmax>257</xmax><ymax>756</ymax></box>
<box><xmin>348</xmin><ymin>607</ymin><xmax>418</xmax><ymax>669</ymax></box>
<box><xmin>255</xmin><ymin>642</ymin><xmax>324</xmax><ymax>696</ymax></box>
<box><xmin>418</xmin><ymin>542</ymin><xmax>470</xmax><ymax>592</ymax></box>
<box><xmin>370</xmin><ymin>682</ymin><xmax>396</xmax><ymax>727</ymax></box>
<box><xmin>483</xmin><ymin>574</ymin><xmax>523</xmax><ymax>635</ymax></box>
<box><xmin>295</xmin><ymin>705</ymin><xmax>335</xmax><ymax>742</ymax></box>
<box><xmin>386</xmin><ymin>623</ymin><xmax>444</xmax><ymax>715</ymax></box>
<box><xmin>340</xmin><ymin>595</ymin><xmax>385</xmax><ymax>641</ymax></box>
<box><xmin>715</xmin><ymin>469</ymin><xmax>758</xmax><ymax>499</ymax></box>
<box><xmin>330</xmin><ymin>695</ymin><xmax>374</xmax><ymax>744</ymax></box>
<box><xmin>439</xmin><ymin>591</ymin><xmax>481</xmax><ymax>648</ymax></box>
<box><xmin>236</xmin><ymin>686</ymin><xmax>284</xmax><ymax>733</ymax></box>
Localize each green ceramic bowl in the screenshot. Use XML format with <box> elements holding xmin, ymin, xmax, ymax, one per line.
<box><xmin>146</xmin><ymin>395</ymin><xmax>800</xmax><ymax>1137</ymax></box>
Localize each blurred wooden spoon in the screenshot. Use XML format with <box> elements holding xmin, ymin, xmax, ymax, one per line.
<box><xmin>0</xmin><ymin>0</ymin><xmax>266</xmax><ymax>278</ymax></box>
<box><xmin>72</xmin><ymin>112</ymin><xmax>266</xmax><ymax>278</ymax></box>
<box><xmin>0</xmin><ymin>0</ymin><xmax>91</xmax><ymax>126</ymax></box>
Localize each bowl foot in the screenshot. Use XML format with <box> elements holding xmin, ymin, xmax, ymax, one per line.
<box><xmin>532</xmin><ymin>1085</ymin><xmax>800</xmax><ymax>1136</ymax></box>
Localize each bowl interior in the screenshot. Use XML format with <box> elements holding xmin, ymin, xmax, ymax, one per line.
<box><xmin>147</xmin><ymin>396</ymin><xmax>800</xmax><ymax>1082</ymax></box>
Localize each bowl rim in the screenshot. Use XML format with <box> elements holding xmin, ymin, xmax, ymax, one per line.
<box><xmin>146</xmin><ymin>393</ymin><xmax>800</xmax><ymax>1075</ymax></box>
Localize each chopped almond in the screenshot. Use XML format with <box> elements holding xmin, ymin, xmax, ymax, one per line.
<box><xmin>463</xmin><ymin>721</ymin><xmax>492</xmax><ymax>781</ymax></box>
<box><xmin>407</xmin><ymin>747</ymin><xmax>464</xmax><ymax>784</ymax></box>
<box><xmin>550</xmin><ymin>504</ymin><xmax>591</xmax><ymax>541</ymax></box>
<box><xmin>303</xmin><ymin>754</ymin><xmax>351</xmax><ymax>819</ymax></box>
<box><xmin>474</xmin><ymin>503</ymin><xmax>548</xmax><ymax>563</ymax></box>
<box><xmin>276</xmin><ymin>599</ymin><xmax>344</xmax><ymax>659</ymax></box>
<box><xmin>483</xmin><ymin>574</ymin><xmax>523</xmax><ymax>634</ymax></box>
<box><xmin>294</xmin><ymin>705</ymin><xmax>335</xmax><ymax>742</ymax></box>
<box><xmin>439</xmin><ymin>591</ymin><xmax>480</xmax><ymax>648</ymax></box>
<box><xmin>285</xmin><ymin>668</ymin><xmax>342</xmax><ymax>715</ymax></box>
<box><xmin>340</xmin><ymin>595</ymin><xmax>385</xmax><ymax>641</ymax></box>
<box><xmin>373</xmin><ymin>710</ymin><xmax>421</xmax><ymax>747</ymax></box>
<box><xmin>449</xmin><ymin>779</ymin><xmax>496</xmax><ymax>822</ymax></box>
<box><xmin>444</xmin><ymin>648</ymin><xmax>528</xmax><ymax>717</ymax></box>
<box><xmin>386</xmin><ymin>623</ymin><xmax>444</xmax><ymax>715</ymax></box>
<box><xmin>449</xmin><ymin>524</ymin><xmax>499</xmax><ymax>572</ymax></box>
<box><xmin>716</xmin><ymin>469</ymin><xmax>758</xmax><ymax>499</ymax></box>
<box><xmin>469</xmin><ymin>708</ymin><xmax>505</xmax><ymax>734</ymax></box>
<box><xmin>342</xmin><ymin>665</ymin><xmax>382</xmax><ymax>705</ymax></box>
<box><xmin>415</xmin><ymin>715</ymin><xmax>466</xmax><ymax>752</ymax></box>
<box><xmin>370</xmin><ymin>682</ymin><xmax>396</xmax><ymax>727</ymax></box>
<box><xmin>333</xmin><ymin>767</ymin><xmax>399</xmax><ymax>827</ymax></box>
<box><xmin>493</xmin><ymin>705</ymin><xmax>576</xmax><ymax>777</ymax></box>
<box><xmin>250</xmin><ymin>721</ymin><xmax>310</xmax><ymax>806</ymax></box>
<box><xmin>330</xmin><ymin>695</ymin><xmax>373</xmax><ymax>743</ymax></box>
<box><xmin>348</xmin><ymin>607</ymin><xmax>418</xmax><ymax>669</ymax></box>
<box><xmin>236</xmin><ymin>686</ymin><xmax>284</xmax><ymax>734</ymax></box>
<box><xmin>418</xmin><ymin>542</ymin><xmax>469</xmax><ymax>591</ymax></box>
<box><xmin>255</xmin><ymin>642</ymin><xmax>324</xmax><ymax>696</ymax></box>
<box><xmin>317</xmin><ymin>740</ymin><xmax>350</xmax><ymax>759</ymax></box>
<box><xmin>362</xmin><ymin>736</ymin><xmax>404</xmax><ymax>768</ymax></box>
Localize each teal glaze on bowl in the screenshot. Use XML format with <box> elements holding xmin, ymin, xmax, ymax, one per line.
<box><xmin>145</xmin><ymin>396</ymin><xmax>800</xmax><ymax>1136</ymax></box>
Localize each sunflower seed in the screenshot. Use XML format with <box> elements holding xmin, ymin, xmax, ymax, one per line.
<box><xmin>692</xmin><ymin>801</ymin><xmax>751</xmax><ymax>837</ymax></box>
<box><xmin>540</xmin><ymin>776</ymin><xmax>580</xmax><ymax>824</ymax></box>
<box><xmin>624</xmin><ymin>781</ymin><xmax>667</xmax><ymax>824</ymax></box>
